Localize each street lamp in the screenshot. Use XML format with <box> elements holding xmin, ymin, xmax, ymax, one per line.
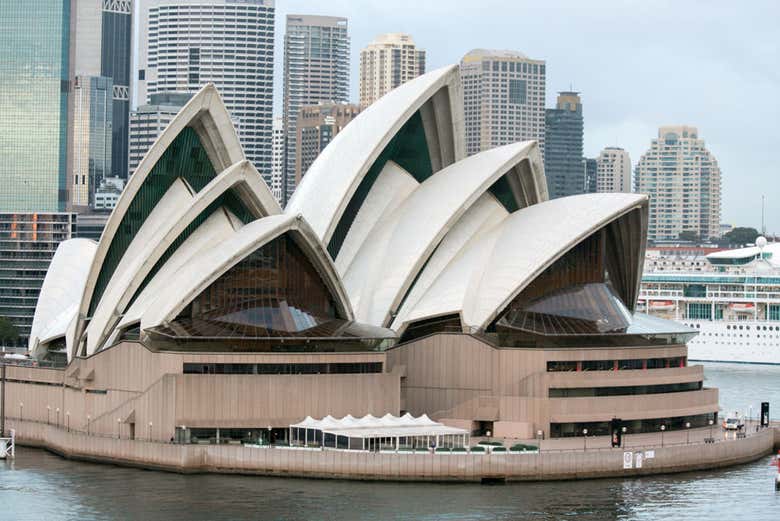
<box><xmin>87</xmin><ymin>414</ymin><xmax>91</xmax><ymax>435</ymax></box>
<box><xmin>583</xmin><ymin>428</ymin><xmax>588</xmax><ymax>451</ymax></box>
<box><xmin>19</xmin><ymin>402</ymin><xmax>23</xmax><ymax>421</ymax></box>
<box><xmin>65</xmin><ymin>411</ymin><xmax>70</xmax><ymax>432</ymax></box>
<box><xmin>46</xmin><ymin>405</ymin><xmax>51</xmax><ymax>425</ymax></box>
<box><xmin>148</xmin><ymin>421</ymin><xmax>153</xmax><ymax>441</ymax></box>
<box><xmin>621</xmin><ymin>426</ymin><xmax>627</xmax><ymax>448</ymax></box>
<box><xmin>56</xmin><ymin>407</ymin><xmax>60</xmax><ymax>426</ymax></box>
<box><xmin>117</xmin><ymin>418</ymin><xmax>121</xmax><ymax>439</ymax></box>
<box><xmin>660</xmin><ymin>424</ymin><xmax>666</xmax><ymax>447</ymax></box>
<box><xmin>708</xmin><ymin>419</ymin><xmax>714</xmax><ymax>440</ymax></box>
<box><xmin>685</xmin><ymin>422</ymin><xmax>691</xmax><ymax>444</ymax></box>
<box><xmin>267</xmin><ymin>425</ymin><xmax>272</xmax><ymax>447</ymax></box>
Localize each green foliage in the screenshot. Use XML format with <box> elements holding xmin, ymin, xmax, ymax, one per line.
<box><xmin>470</xmin><ymin>446</ymin><xmax>486</xmax><ymax>452</ymax></box>
<box><xmin>0</xmin><ymin>316</ymin><xmax>19</xmax><ymax>343</ymax></box>
<box><xmin>678</xmin><ymin>230</ymin><xmax>700</xmax><ymax>242</ymax></box>
<box><xmin>491</xmin><ymin>447</ymin><xmax>507</xmax><ymax>452</ymax></box>
<box><xmin>722</xmin><ymin>227</ymin><xmax>760</xmax><ymax>246</ymax></box>
<box><xmin>509</xmin><ymin>444</ymin><xmax>539</xmax><ymax>452</ymax></box>
<box><xmin>477</xmin><ymin>440</ymin><xmax>503</xmax><ymax>446</ymax></box>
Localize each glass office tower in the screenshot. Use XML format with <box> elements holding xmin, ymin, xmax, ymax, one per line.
<box><xmin>0</xmin><ymin>0</ymin><xmax>71</xmax><ymax>212</ymax></box>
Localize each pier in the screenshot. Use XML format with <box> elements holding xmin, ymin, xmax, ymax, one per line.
<box><xmin>3</xmin><ymin>418</ymin><xmax>777</xmax><ymax>482</ymax></box>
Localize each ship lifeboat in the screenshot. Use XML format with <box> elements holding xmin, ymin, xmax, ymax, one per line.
<box><xmin>729</xmin><ymin>303</ymin><xmax>755</xmax><ymax>313</ymax></box>
<box><xmin>649</xmin><ymin>300</ymin><xmax>675</xmax><ymax>310</ymax></box>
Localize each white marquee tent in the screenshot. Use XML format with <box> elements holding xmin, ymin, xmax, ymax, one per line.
<box><xmin>289</xmin><ymin>413</ymin><xmax>469</xmax><ymax>451</ymax></box>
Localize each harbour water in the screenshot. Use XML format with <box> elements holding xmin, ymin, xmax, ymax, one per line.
<box><xmin>1</xmin><ymin>363</ymin><xmax>779</xmax><ymax>521</ymax></box>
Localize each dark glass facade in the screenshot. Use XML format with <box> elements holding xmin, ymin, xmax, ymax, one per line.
<box><xmin>0</xmin><ymin>0</ymin><xmax>70</xmax><ymax>211</ymax></box>
<box><xmin>551</xmin><ymin>412</ymin><xmax>718</xmax><ymax>438</ymax></box>
<box><xmin>183</xmin><ymin>362</ymin><xmax>383</xmax><ymax>375</ymax></box>
<box><xmin>89</xmin><ymin>127</ymin><xmax>218</xmax><ymax>315</ymax></box>
<box><xmin>544</xmin><ymin>92</ymin><xmax>584</xmax><ymax>200</ymax></box>
<box><xmin>548</xmin><ymin>381</ymin><xmax>702</xmax><ymax>398</ymax></box>
<box><xmin>101</xmin><ymin>9</ymin><xmax>131</xmax><ymax>180</ymax></box>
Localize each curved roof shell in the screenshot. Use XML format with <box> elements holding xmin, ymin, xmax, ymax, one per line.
<box><xmin>140</xmin><ymin>214</ymin><xmax>354</xmax><ymax>331</ymax></box>
<box><xmin>341</xmin><ymin>141</ymin><xmax>544</xmax><ymax>327</ymax></box>
<box><xmin>71</xmin><ymin>84</ymin><xmax>277</xmax><ymax>356</ymax></box>
<box><xmin>286</xmin><ymin>65</ymin><xmax>465</xmax><ymax>249</ymax></box>
<box><xmin>29</xmin><ymin>239</ymin><xmax>97</xmax><ymax>360</ymax></box>
<box><xmin>85</xmin><ymin>160</ymin><xmax>278</xmax><ymax>355</ymax></box>
<box><xmin>393</xmin><ymin>193</ymin><xmax>648</xmax><ymax>333</ymax></box>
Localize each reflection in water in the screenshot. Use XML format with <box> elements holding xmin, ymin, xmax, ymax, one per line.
<box><xmin>1</xmin><ymin>363</ymin><xmax>779</xmax><ymax>521</ymax></box>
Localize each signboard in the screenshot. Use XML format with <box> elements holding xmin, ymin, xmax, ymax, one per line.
<box><xmin>635</xmin><ymin>452</ymin><xmax>643</xmax><ymax>468</ymax></box>
<box><xmin>623</xmin><ymin>451</ymin><xmax>633</xmax><ymax>469</ymax></box>
<box><xmin>644</xmin><ymin>450</ymin><xmax>655</xmax><ymax>459</ymax></box>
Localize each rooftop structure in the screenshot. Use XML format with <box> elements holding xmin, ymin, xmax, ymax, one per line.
<box><xmin>544</xmin><ymin>92</ymin><xmax>584</xmax><ymax>198</ymax></box>
<box><xmin>460</xmin><ymin>49</ymin><xmax>546</xmax><ymax>157</ymax></box>
<box><xmin>635</xmin><ymin>126</ymin><xmax>722</xmax><ymax>242</ymax></box>
<box><xmin>359</xmin><ymin>33</ymin><xmax>426</xmax><ymax>107</ymax></box>
<box><xmin>26</xmin><ymin>68</ymin><xmax>716</xmax><ymax>443</ymax></box>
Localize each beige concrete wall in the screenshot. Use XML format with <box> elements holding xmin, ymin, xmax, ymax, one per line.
<box><xmin>386</xmin><ymin>333</ymin><xmax>718</xmax><ymax>437</ymax></box>
<box><xmin>2</xmin><ymin>341</ymin><xmax>398</xmax><ymax>442</ymax></box>
<box><xmin>6</xmin><ymin>418</ymin><xmax>774</xmax><ymax>482</ymax></box>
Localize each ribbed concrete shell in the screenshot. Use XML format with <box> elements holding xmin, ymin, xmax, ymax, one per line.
<box><xmin>85</xmin><ymin>160</ymin><xmax>278</xmax><ymax>355</ymax></box>
<box><xmin>392</xmin><ymin>193</ymin><xmax>648</xmax><ymax>334</ymax></box>
<box><xmin>28</xmin><ymin>239</ymin><xmax>97</xmax><ymax>360</ymax></box>
<box><xmin>140</xmin><ymin>214</ymin><xmax>354</xmax><ymax>331</ymax></box>
<box><xmin>342</xmin><ymin>141</ymin><xmax>545</xmax><ymax>328</ymax></box>
<box><xmin>286</xmin><ymin>65</ymin><xmax>465</xmax><ymax>247</ymax></box>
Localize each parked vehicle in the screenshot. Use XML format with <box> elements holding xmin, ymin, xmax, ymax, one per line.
<box><xmin>722</xmin><ymin>416</ymin><xmax>745</xmax><ymax>431</ymax></box>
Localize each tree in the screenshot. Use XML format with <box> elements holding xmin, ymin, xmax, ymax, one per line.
<box><xmin>678</xmin><ymin>231</ymin><xmax>699</xmax><ymax>242</ymax></box>
<box><xmin>0</xmin><ymin>316</ymin><xmax>19</xmax><ymax>344</ymax></box>
<box><xmin>722</xmin><ymin>227</ymin><xmax>760</xmax><ymax>246</ymax></box>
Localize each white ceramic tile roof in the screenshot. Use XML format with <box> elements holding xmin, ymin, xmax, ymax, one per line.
<box><xmin>286</xmin><ymin>65</ymin><xmax>462</xmax><ymax>244</ymax></box>
<box><xmin>72</xmin><ymin>84</ymin><xmax>246</xmax><ymax>356</ymax></box>
<box><xmin>28</xmin><ymin>239</ymin><xmax>97</xmax><ymax>359</ymax></box>
<box><xmin>395</xmin><ymin>193</ymin><xmax>648</xmax><ymax>333</ymax></box>
<box><xmin>140</xmin><ymin>214</ymin><xmax>354</xmax><ymax>330</ymax></box>
<box><xmin>343</xmin><ymin>141</ymin><xmax>538</xmax><ymax>327</ymax></box>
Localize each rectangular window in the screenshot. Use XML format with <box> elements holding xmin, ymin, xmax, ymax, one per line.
<box><xmin>769</xmin><ymin>305</ymin><xmax>780</xmax><ymax>321</ymax></box>
<box><xmin>687</xmin><ymin>303</ymin><xmax>711</xmax><ymax>320</ymax></box>
<box><xmin>508</xmin><ymin>79</ymin><xmax>526</xmax><ymax>104</ymax></box>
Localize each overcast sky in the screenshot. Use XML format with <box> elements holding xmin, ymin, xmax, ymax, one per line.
<box><xmin>270</xmin><ymin>0</ymin><xmax>779</xmax><ymax>233</ymax></box>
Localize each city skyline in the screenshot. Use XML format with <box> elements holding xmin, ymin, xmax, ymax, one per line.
<box><xmin>262</xmin><ymin>0</ymin><xmax>778</xmax><ymax>233</ymax></box>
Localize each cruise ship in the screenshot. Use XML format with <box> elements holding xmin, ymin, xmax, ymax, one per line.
<box><xmin>639</xmin><ymin>237</ymin><xmax>780</xmax><ymax>365</ymax></box>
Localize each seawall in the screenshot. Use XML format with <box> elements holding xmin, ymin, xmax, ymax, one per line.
<box><xmin>6</xmin><ymin>419</ymin><xmax>776</xmax><ymax>482</ymax></box>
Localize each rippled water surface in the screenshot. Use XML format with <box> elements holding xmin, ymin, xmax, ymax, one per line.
<box><xmin>1</xmin><ymin>362</ymin><xmax>779</xmax><ymax>521</ymax></box>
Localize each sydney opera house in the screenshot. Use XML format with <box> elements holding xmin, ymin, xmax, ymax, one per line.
<box><xmin>19</xmin><ymin>65</ymin><xmax>718</xmax><ymax>443</ymax></box>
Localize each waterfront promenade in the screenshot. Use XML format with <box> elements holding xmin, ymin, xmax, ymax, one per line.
<box><xmin>4</xmin><ymin>417</ymin><xmax>777</xmax><ymax>482</ymax></box>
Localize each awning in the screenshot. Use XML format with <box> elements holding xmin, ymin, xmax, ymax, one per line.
<box><xmin>290</xmin><ymin>413</ymin><xmax>468</xmax><ymax>439</ymax></box>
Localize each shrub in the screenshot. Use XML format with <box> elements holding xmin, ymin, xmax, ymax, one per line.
<box><xmin>477</xmin><ymin>441</ymin><xmax>503</xmax><ymax>446</ymax></box>
<box><xmin>435</xmin><ymin>447</ymin><xmax>451</xmax><ymax>453</ymax></box>
<box><xmin>491</xmin><ymin>447</ymin><xmax>507</xmax><ymax>452</ymax></box>
<box><xmin>470</xmin><ymin>446</ymin><xmax>486</xmax><ymax>453</ymax></box>
<box><xmin>451</xmin><ymin>447</ymin><xmax>467</xmax><ymax>452</ymax></box>
<box><xmin>509</xmin><ymin>444</ymin><xmax>538</xmax><ymax>452</ymax></box>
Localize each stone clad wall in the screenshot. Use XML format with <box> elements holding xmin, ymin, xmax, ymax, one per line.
<box><xmin>6</xmin><ymin>419</ymin><xmax>775</xmax><ymax>482</ymax></box>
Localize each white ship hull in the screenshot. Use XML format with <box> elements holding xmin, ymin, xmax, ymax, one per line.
<box><xmin>682</xmin><ymin>319</ymin><xmax>780</xmax><ymax>365</ymax></box>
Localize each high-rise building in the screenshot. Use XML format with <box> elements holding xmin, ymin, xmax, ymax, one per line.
<box><xmin>68</xmin><ymin>0</ymin><xmax>132</xmax><ymax>210</ymax></box>
<box><xmin>70</xmin><ymin>75</ymin><xmax>113</xmax><ymax>208</ymax></box>
<box><xmin>585</xmin><ymin>157</ymin><xmax>598</xmax><ymax>193</ymax></box>
<box><xmin>128</xmin><ymin>92</ymin><xmax>192</xmax><ymax>174</ymax></box>
<box><xmin>544</xmin><ymin>91</ymin><xmax>584</xmax><ymax>199</ymax></box>
<box><xmin>139</xmin><ymin>0</ymin><xmax>275</xmax><ymax>184</ymax></box>
<box><xmin>295</xmin><ymin>103</ymin><xmax>360</xmax><ymax>184</ymax></box>
<box><xmin>0</xmin><ymin>212</ymin><xmax>76</xmax><ymax>346</ymax></box>
<box><xmin>359</xmin><ymin>33</ymin><xmax>425</xmax><ymax>107</ymax></box>
<box><xmin>270</xmin><ymin>116</ymin><xmax>284</xmax><ymax>203</ymax></box>
<box><xmin>283</xmin><ymin>14</ymin><xmax>350</xmax><ymax>204</ymax></box>
<box><xmin>460</xmin><ymin>49</ymin><xmax>546</xmax><ymax>157</ymax></box>
<box><xmin>596</xmin><ymin>147</ymin><xmax>631</xmax><ymax>193</ymax></box>
<box><xmin>635</xmin><ymin>126</ymin><xmax>721</xmax><ymax>241</ymax></box>
<box><xmin>0</xmin><ymin>0</ymin><xmax>71</xmax><ymax>212</ymax></box>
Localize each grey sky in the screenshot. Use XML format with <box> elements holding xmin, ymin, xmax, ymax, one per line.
<box><xmin>271</xmin><ymin>0</ymin><xmax>779</xmax><ymax>234</ymax></box>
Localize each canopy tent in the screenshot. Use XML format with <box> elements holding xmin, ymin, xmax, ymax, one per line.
<box><xmin>289</xmin><ymin>413</ymin><xmax>469</xmax><ymax>451</ymax></box>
